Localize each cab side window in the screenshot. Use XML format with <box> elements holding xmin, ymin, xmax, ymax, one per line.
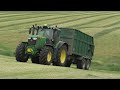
<box><xmin>54</xmin><ymin>30</ymin><xmax>60</xmax><ymax>43</ymax></box>
<box><xmin>54</xmin><ymin>31</ymin><xmax>59</xmax><ymax>38</ymax></box>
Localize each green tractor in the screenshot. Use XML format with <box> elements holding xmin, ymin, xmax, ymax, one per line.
<box><xmin>15</xmin><ymin>24</ymin><xmax>94</xmax><ymax>70</ymax></box>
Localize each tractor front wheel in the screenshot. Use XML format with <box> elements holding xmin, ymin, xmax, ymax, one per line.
<box><xmin>15</xmin><ymin>43</ymin><xmax>29</xmax><ymax>62</ymax></box>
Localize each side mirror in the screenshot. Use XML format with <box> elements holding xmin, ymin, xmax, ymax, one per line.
<box><xmin>29</xmin><ymin>28</ymin><xmax>31</xmax><ymax>34</ymax></box>
<box><xmin>32</xmin><ymin>29</ymin><xmax>35</xmax><ymax>35</ymax></box>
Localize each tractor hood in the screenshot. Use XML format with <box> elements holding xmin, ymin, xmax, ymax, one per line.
<box><xmin>28</xmin><ymin>35</ymin><xmax>47</xmax><ymax>40</ymax></box>
<box><xmin>29</xmin><ymin>35</ymin><xmax>46</xmax><ymax>39</ymax></box>
<box><xmin>28</xmin><ymin>35</ymin><xmax>47</xmax><ymax>49</ymax></box>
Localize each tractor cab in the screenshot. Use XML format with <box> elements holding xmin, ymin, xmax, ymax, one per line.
<box><xmin>28</xmin><ymin>24</ymin><xmax>60</xmax><ymax>42</ymax></box>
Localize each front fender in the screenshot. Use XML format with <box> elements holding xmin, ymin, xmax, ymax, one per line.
<box><xmin>22</xmin><ymin>42</ymin><xmax>28</xmax><ymax>44</ymax></box>
<box><xmin>21</xmin><ymin>42</ymin><xmax>28</xmax><ymax>49</ymax></box>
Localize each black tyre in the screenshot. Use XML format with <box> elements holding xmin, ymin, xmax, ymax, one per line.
<box><xmin>39</xmin><ymin>46</ymin><xmax>53</xmax><ymax>65</ymax></box>
<box><xmin>77</xmin><ymin>58</ymin><xmax>86</xmax><ymax>69</ymax></box>
<box><xmin>54</xmin><ymin>45</ymin><xmax>68</xmax><ymax>66</ymax></box>
<box><xmin>16</xmin><ymin>43</ymin><xmax>29</xmax><ymax>62</ymax></box>
<box><xmin>65</xmin><ymin>57</ymin><xmax>72</xmax><ymax>67</ymax></box>
<box><xmin>31</xmin><ymin>56</ymin><xmax>39</xmax><ymax>64</ymax></box>
<box><xmin>85</xmin><ymin>59</ymin><xmax>91</xmax><ymax>70</ymax></box>
<box><xmin>65</xmin><ymin>60</ymin><xmax>72</xmax><ymax>67</ymax></box>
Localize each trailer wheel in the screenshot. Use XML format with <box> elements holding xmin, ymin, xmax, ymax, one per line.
<box><xmin>31</xmin><ymin>56</ymin><xmax>39</xmax><ymax>64</ymax></box>
<box><xmin>77</xmin><ymin>58</ymin><xmax>86</xmax><ymax>69</ymax></box>
<box><xmin>39</xmin><ymin>46</ymin><xmax>53</xmax><ymax>65</ymax></box>
<box><xmin>55</xmin><ymin>45</ymin><xmax>68</xmax><ymax>66</ymax></box>
<box><xmin>16</xmin><ymin>43</ymin><xmax>29</xmax><ymax>62</ymax></box>
<box><xmin>65</xmin><ymin>58</ymin><xmax>72</xmax><ymax>67</ymax></box>
<box><xmin>85</xmin><ymin>59</ymin><xmax>91</xmax><ymax>70</ymax></box>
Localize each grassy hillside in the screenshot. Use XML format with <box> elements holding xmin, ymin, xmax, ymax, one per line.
<box><xmin>0</xmin><ymin>11</ymin><xmax>120</xmax><ymax>79</ymax></box>
<box><xmin>0</xmin><ymin>55</ymin><xmax>120</xmax><ymax>79</ymax></box>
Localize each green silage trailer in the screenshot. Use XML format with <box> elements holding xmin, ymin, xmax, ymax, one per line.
<box><xmin>58</xmin><ymin>28</ymin><xmax>94</xmax><ymax>69</ymax></box>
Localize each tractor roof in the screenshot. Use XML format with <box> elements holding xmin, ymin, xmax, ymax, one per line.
<box><xmin>30</xmin><ymin>24</ymin><xmax>60</xmax><ymax>31</ymax></box>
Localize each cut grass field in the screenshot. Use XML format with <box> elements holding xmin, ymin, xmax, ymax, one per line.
<box><xmin>0</xmin><ymin>11</ymin><xmax>120</xmax><ymax>79</ymax></box>
<box><xmin>0</xmin><ymin>55</ymin><xmax>120</xmax><ymax>79</ymax></box>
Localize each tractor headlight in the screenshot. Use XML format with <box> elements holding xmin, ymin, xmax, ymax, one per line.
<box><xmin>28</xmin><ymin>38</ymin><xmax>31</xmax><ymax>39</ymax></box>
<box><xmin>28</xmin><ymin>37</ymin><xmax>37</xmax><ymax>45</ymax></box>
<box><xmin>33</xmin><ymin>38</ymin><xmax>37</xmax><ymax>40</ymax></box>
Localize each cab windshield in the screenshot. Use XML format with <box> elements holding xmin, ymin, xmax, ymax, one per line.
<box><xmin>38</xmin><ymin>29</ymin><xmax>53</xmax><ymax>40</ymax></box>
<box><xmin>29</xmin><ymin>27</ymin><xmax>53</xmax><ymax>40</ymax></box>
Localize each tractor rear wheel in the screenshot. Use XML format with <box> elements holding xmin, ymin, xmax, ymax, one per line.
<box><xmin>39</xmin><ymin>46</ymin><xmax>53</xmax><ymax>65</ymax></box>
<box><xmin>16</xmin><ymin>43</ymin><xmax>29</xmax><ymax>62</ymax></box>
<box><xmin>54</xmin><ymin>45</ymin><xmax>68</xmax><ymax>66</ymax></box>
<box><xmin>31</xmin><ymin>56</ymin><xmax>39</xmax><ymax>64</ymax></box>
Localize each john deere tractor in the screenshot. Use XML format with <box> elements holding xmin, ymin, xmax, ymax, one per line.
<box><xmin>16</xmin><ymin>24</ymin><xmax>94</xmax><ymax>70</ymax></box>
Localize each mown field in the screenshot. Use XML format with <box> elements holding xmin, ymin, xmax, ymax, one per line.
<box><xmin>0</xmin><ymin>11</ymin><xmax>120</xmax><ymax>79</ymax></box>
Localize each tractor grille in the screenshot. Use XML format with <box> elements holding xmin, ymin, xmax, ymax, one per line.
<box><xmin>28</xmin><ymin>38</ymin><xmax>36</xmax><ymax>45</ymax></box>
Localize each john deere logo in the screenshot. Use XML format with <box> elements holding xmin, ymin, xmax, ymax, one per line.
<box><xmin>27</xmin><ymin>48</ymin><xmax>33</xmax><ymax>53</ymax></box>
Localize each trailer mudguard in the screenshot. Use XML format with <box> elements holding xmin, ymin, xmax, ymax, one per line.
<box><xmin>55</xmin><ymin>41</ymin><xmax>68</xmax><ymax>50</ymax></box>
<box><xmin>53</xmin><ymin>41</ymin><xmax>68</xmax><ymax>62</ymax></box>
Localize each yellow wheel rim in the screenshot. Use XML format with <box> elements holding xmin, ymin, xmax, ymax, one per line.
<box><xmin>47</xmin><ymin>51</ymin><xmax>52</xmax><ymax>62</ymax></box>
<box><xmin>60</xmin><ymin>49</ymin><xmax>66</xmax><ymax>63</ymax></box>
